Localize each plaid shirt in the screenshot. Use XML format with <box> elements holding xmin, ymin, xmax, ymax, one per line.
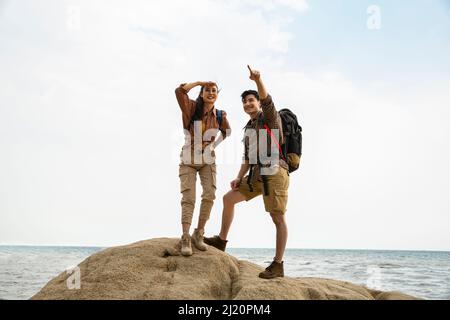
<box><xmin>243</xmin><ymin>94</ymin><xmax>289</xmax><ymax>177</ymax></box>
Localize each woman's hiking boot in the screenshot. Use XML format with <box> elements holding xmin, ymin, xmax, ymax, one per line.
<box><xmin>180</xmin><ymin>234</ymin><xmax>193</xmax><ymax>256</ymax></box>
<box><xmin>191</xmin><ymin>228</ymin><xmax>207</xmax><ymax>251</ymax></box>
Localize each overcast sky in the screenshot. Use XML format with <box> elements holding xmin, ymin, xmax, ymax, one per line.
<box><xmin>1</xmin><ymin>0</ymin><xmax>449</xmax><ymax>251</ymax></box>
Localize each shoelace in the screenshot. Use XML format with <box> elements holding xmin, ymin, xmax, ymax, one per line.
<box><xmin>266</xmin><ymin>262</ymin><xmax>276</xmax><ymax>271</ymax></box>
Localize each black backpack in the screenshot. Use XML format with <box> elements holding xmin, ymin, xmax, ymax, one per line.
<box><xmin>278</xmin><ymin>108</ymin><xmax>302</xmax><ymax>173</ymax></box>
<box><xmin>247</xmin><ymin>108</ymin><xmax>302</xmax><ymax>173</ymax></box>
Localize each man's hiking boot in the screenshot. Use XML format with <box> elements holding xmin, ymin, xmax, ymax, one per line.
<box><xmin>191</xmin><ymin>228</ymin><xmax>207</xmax><ymax>251</ymax></box>
<box><xmin>259</xmin><ymin>260</ymin><xmax>284</xmax><ymax>279</ymax></box>
<box><xmin>180</xmin><ymin>234</ymin><xmax>193</xmax><ymax>256</ymax></box>
<box><xmin>203</xmin><ymin>235</ymin><xmax>228</xmax><ymax>251</ymax></box>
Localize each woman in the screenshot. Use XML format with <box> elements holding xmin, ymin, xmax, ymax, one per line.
<box><xmin>175</xmin><ymin>81</ymin><xmax>231</xmax><ymax>256</ymax></box>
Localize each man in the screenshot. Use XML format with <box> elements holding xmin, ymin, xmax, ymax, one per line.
<box><xmin>205</xmin><ymin>66</ymin><xmax>290</xmax><ymax>279</ymax></box>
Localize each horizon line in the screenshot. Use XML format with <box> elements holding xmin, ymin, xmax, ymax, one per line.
<box><xmin>0</xmin><ymin>243</ymin><xmax>449</xmax><ymax>253</ymax></box>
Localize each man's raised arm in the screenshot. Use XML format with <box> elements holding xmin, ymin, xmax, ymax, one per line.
<box><xmin>247</xmin><ymin>65</ymin><xmax>277</xmax><ymax>125</ymax></box>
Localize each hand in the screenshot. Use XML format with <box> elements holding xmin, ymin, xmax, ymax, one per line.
<box><xmin>247</xmin><ymin>65</ymin><xmax>261</xmax><ymax>81</ymax></box>
<box><xmin>230</xmin><ymin>178</ymin><xmax>242</xmax><ymax>191</ymax></box>
<box><xmin>198</xmin><ymin>81</ymin><xmax>216</xmax><ymax>87</ymax></box>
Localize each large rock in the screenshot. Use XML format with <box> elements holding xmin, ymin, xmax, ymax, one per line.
<box><xmin>31</xmin><ymin>238</ymin><xmax>419</xmax><ymax>300</ymax></box>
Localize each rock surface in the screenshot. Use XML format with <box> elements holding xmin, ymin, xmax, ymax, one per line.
<box><xmin>32</xmin><ymin>238</ymin><xmax>419</xmax><ymax>300</ymax></box>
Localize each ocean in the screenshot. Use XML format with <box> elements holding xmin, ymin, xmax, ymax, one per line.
<box><xmin>0</xmin><ymin>246</ymin><xmax>449</xmax><ymax>300</ymax></box>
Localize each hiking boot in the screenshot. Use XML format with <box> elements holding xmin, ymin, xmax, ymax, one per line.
<box><xmin>203</xmin><ymin>235</ymin><xmax>228</xmax><ymax>251</ymax></box>
<box><xmin>259</xmin><ymin>261</ymin><xmax>284</xmax><ymax>279</ymax></box>
<box><xmin>180</xmin><ymin>234</ymin><xmax>192</xmax><ymax>256</ymax></box>
<box><xmin>191</xmin><ymin>228</ymin><xmax>207</xmax><ymax>251</ymax></box>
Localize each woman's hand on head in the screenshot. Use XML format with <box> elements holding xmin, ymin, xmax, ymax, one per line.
<box><xmin>198</xmin><ymin>81</ymin><xmax>216</xmax><ymax>87</ymax></box>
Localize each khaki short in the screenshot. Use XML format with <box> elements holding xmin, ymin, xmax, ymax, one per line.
<box><xmin>238</xmin><ymin>167</ymin><xmax>290</xmax><ymax>215</ymax></box>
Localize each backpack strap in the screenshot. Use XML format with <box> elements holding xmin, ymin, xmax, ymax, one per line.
<box><xmin>263</xmin><ymin>124</ymin><xmax>286</xmax><ymax>162</ymax></box>
<box><xmin>247</xmin><ymin>165</ymin><xmax>254</xmax><ymax>192</ymax></box>
<box><xmin>191</xmin><ymin>109</ymin><xmax>223</xmax><ymax>128</ymax></box>
<box><xmin>216</xmin><ymin>109</ymin><xmax>223</xmax><ymax>127</ymax></box>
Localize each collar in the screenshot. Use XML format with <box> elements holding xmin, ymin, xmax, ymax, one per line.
<box><xmin>251</xmin><ymin>111</ymin><xmax>263</xmax><ymax>122</ymax></box>
<box><xmin>203</xmin><ymin>106</ymin><xmax>216</xmax><ymax>117</ymax></box>
<box><xmin>245</xmin><ymin>111</ymin><xmax>263</xmax><ymax>129</ymax></box>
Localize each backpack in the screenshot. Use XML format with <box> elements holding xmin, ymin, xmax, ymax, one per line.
<box><xmin>248</xmin><ymin>108</ymin><xmax>302</xmax><ymax>173</ymax></box>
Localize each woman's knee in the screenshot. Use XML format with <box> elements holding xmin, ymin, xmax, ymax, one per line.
<box><xmin>201</xmin><ymin>188</ymin><xmax>216</xmax><ymax>201</ymax></box>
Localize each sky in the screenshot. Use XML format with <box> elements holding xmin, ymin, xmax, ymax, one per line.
<box><xmin>0</xmin><ymin>0</ymin><xmax>449</xmax><ymax>251</ymax></box>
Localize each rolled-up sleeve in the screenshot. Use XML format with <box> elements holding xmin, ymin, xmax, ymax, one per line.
<box><xmin>175</xmin><ymin>84</ymin><xmax>195</xmax><ymax>116</ymax></box>
<box><xmin>175</xmin><ymin>84</ymin><xmax>196</xmax><ymax>129</ymax></box>
<box><xmin>260</xmin><ymin>94</ymin><xmax>278</xmax><ymax>129</ymax></box>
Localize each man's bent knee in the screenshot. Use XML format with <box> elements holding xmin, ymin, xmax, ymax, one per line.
<box><xmin>223</xmin><ymin>190</ymin><xmax>244</xmax><ymax>206</ymax></box>
<box><xmin>223</xmin><ymin>191</ymin><xmax>232</xmax><ymax>203</ymax></box>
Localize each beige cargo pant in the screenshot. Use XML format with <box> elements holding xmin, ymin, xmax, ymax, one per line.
<box><xmin>179</xmin><ymin>153</ymin><xmax>217</xmax><ymax>225</ymax></box>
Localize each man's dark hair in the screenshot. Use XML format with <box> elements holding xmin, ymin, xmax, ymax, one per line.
<box><xmin>241</xmin><ymin>90</ymin><xmax>259</xmax><ymax>102</ymax></box>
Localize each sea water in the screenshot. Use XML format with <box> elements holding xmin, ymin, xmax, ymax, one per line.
<box><xmin>1</xmin><ymin>246</ymin><xmax>449</xmax><ymax>300</ymax></box>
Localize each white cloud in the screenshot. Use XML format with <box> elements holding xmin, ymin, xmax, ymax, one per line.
<box><xmin>237</xmin><ymin>0</ymin><xmax>308</xmax><ymax>12</ymax></box>
<box><xmin>0</xmin><ymin>0</ymin><xmax>306</xmax><ymax>245</ymax></box>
